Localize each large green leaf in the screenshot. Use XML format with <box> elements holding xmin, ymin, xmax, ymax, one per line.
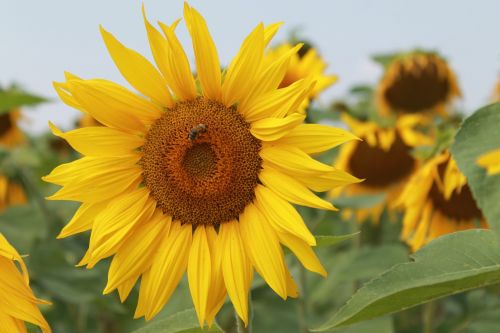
<box><xmin>132</xmin><ymin>309</ymin><xmax>224</xmax><ymax>333</ymax></box>
<box><xmin>451</xmin><ymin>102</ymin><xmax>500</xmax><ymax>233</ymax></box>
<box><xmin>313</xmin><ymin>229</ymin><xmax>500</xmax><ymax>331</ymax></box>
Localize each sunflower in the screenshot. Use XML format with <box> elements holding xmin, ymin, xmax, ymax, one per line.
<box><xmin>264</xmin><ymin>43</ymin><xmax>337</xmax><ymax>112</ymax></box>
<box><xmin>477</xmin><ymin>149</ymin><xmax>500</xmax><ymax>175</ymax></box>
<box><xmin>398</xmin><ymin>151</ymin><xmax>487</xmax><ymax>251</ymax></box>
<box><xmin>376</xmin><ymin>52</ymin><xmax>461</xmax><ymax>117</ymax></box>
<box><xmin>44</xmin><ymin>4</ymin><xmax>359</xmax><ymax>326</ymax></box>
<box><xmin>77</xmin><ymin>113</ymin><xmax>103</xmax><ymax>127</ymax></box>
<box><xmin>0</xmin><ymin>108</ymin><xmax>27</xmax><ymax>212</ymax></box>
<box><xmin>0</xmin><ymin>233</ymin><xmax>51</xmax><ymax>333</ymax></box>
<box><xmin>332</xmin><ymin>113</ymin><xmax>432</xmax><ymax>222</ymax></box>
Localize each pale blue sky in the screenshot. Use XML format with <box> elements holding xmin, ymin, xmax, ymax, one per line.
<box><xmin>1</xmin><ymin>0</ymin><xmax>499</xmax><ymax>133</ymax></box>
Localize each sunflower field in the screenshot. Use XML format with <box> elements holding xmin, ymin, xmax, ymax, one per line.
<box><xmin>1</xmin><ymin>1</ymin><xmax>500</xmax><ymax>333</ymax></box>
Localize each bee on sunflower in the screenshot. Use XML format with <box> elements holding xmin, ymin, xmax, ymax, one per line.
<box><xmin>44</xmin><ymin>4</ymin><xmax>359</xmax><ymax>326</ymax></box>
<box><xmin>332</xmin><ymin>113</ymin><xmax>433</xmax><ymax>223</ymax></box>
<box><xmin>0</xmin><ymin>233</ymin><xmax>51</xmax><ymax>333</ymax></box>
<box><xmin>0</xmin><ymin>107</ymin><xmax>27</xmax><ymax>212</ymax></box>
<box><xmin>376</xmin><ymin>51</ymin><xmax>461</xmax><ymax>118</ymax></box>
<box><xmin>264</xmin><ymin>41</ymin><xmax>337</xmax><ymax>112</ymax></box>
<box><xmin>398</xmin><ymin>151</ymin><xmax>487</xmax><ymax>251</ymax></box>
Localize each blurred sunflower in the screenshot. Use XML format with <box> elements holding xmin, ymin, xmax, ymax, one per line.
<box><xmin>44</xmin><ymin>4</ymin><xmax>359</xmax><ymax>326</ymax></box>
<box><xmin>265</xmin><ymin>43</ymin><xmax>337</xmax><ymax>112</ymax></box>
<box><xmin>398</xmin><ymin>151</ymin><xmax>487</xmax><ymax>251</ymax></box>
<box><xmin>493</xmin><ymin>77</ymin><xmax>500</xmax><ymax>102</ymax></box>
<box><xmin>477</xmin><ymin>149</ymin><xmax>500</xmax><ymax>175</ymax></box>
<box><xmin>332</xmin><ymin>114</ymin><xmax>432</xmax><ymax>222</ymax></box>
<box><xmin>0</xmin><ymin>233</ymin><xmax>51</xmax><ymax>333</ymax></box>
<box><xmin>0</xmin><ymin>108</ymin><xmax>27</xmax><ymax>211</ymax></box>
<box><xmin>376</xmin><ymin>52</ymin><xmax>461</xmax><ymax>117</ymax></box>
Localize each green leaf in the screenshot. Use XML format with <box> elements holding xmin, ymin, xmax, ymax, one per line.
<box><xmin>315</xmin><ymin>232</ymin><xmax>360</xmax><ymax>247</ymax></box>
<box><xmin>451</xmin><ymin>102</ymin><xmax>500</xmax><ymax>233</ymax></box>
<box><xmin>0</xmin><ymin>88</ymin><xmax>48</xmax><ymax>111</ymax></box>
<box><xmin>312</xmin><ymin>229</ymin><xmax>500</xmax><ymax>331</ymax></box>
<box><xmin>132</xmin><ymin>309</ymin><xmax>224</xmax><ymax>333</ymax></box>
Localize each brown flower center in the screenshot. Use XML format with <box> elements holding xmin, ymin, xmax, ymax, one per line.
<box><xmin>0</xmin><ymin>112</ymin><xmax>13</xmax><ymax>137</ymax></box>
<box><xmin>347</xmin><ymin>134</ymin><xmax>415</xmax><ymax>188</ymax></box>
<box><xmin>141</xmin><ymin>97</ymin><xmax>262</xmax><ymax>226</ymax></box>
<box><xmin>383</xmin><ymin>56</ymin><xmax>451</xmax><ymax>113</ymax></box>
<box><xmin>429</xmin><ymin>162</ymin><xmax>483</xmax><ymax>221</ymax></box>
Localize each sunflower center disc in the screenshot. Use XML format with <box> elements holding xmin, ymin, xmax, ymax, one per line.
<box><xmin>142</xmin><ymin>97</ymin><xmax>262</xmax><ymax>226</ymax></box>
<box><xmin>347</xmin><ymin>134</ymin><xmax>415</xmax><ymax>188</ymax></box>
<box><xmin>384</xmin><ymin>57</ymin><xmax>451</xmax><ymax>112</ymax></box>
<box><xmin>429</xmin><ymin>162</ymin><xmax>483</xmax><ymax>221</ymax></box>
<box><xmin>0</xmin><ymin>113</ymin><xmax>13</xmax><ymax>137</ymax></box>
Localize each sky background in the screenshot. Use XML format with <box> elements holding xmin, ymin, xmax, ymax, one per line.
<box><xmin>1</xmin><ymin>0</ymin><xmax>499</xmax><ymax>133</ymax></box>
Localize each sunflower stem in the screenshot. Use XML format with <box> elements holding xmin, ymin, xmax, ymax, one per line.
<box><xmin>423</xmin><ymin>301</ymin><xmax>436</xmax><ymax>333</ymax></box>
<box><xmin>298</xmin><ymin>265</ymin><xmax>309</xmax><ymax>333</ymax></box>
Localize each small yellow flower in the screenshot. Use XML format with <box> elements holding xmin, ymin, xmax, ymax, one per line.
<box><xmin>0</xmin><ymin>233</ymin><xmax>51</xmax><ymax>333</ymax></box>
<box><xmin>333</xmin><ymin>114</ymin><xmax>432</xmax><ymax>223</ymax></box>
<box><xmin>264</xmin><ymin>43</ymin><xmax>337</xmax><ymax>112</ymax></box>
<box><xmin>376</xmin><ymin>52</ymin><xmax>461</xmax><ymax>117</ymax></box>
<box><xmin>45</xmin><ymin>4</ymin><xmax>359</xmax><ymax>326</ymax></box>
<box><xmin>398</xmin><ymin>151</ymin><xmax>487</xmax><ymax>251</ymax></box>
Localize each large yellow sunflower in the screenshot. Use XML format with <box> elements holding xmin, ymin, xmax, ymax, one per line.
<box><xmin>44</xmin><ymin>4</ymin><xmax>359</xmax><ymax>326</ymax></box>
<box><xmin>0</xmin><ymin>108</ymin><xmax>27</xmax><ymax>212</ymax></box>
<box><xmin>376</xmin><ymin>52</ymin><xmax>461</xmax><ymax>117</ymax></box>
<box><xmin>264</xmin><ymin>43</ymin><xmax>337</xmax><ymax>112</ymax></box>
<box><xmin>332</xmin><ymin>113</ymin><xmax>432</xmax><ymax>222</ymax></box>
<box><xmin>0</xmin><ymin>233</ymin><xmax>51</xmax><ymax>333</ymax></box>
<box><xmin>398</xmin><ymin>151</ymin><xmax>487</xmax><ymax>251</ymax></box>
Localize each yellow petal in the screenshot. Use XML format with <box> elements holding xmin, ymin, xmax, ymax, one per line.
<box><xmin>259</xmin><ymin>166</ymin><xmax>335</xmax><ymax>211</ymax></box>
<box><xmin>205</xmin><ymin>226</ymin><xmax>227</xmax><ymax>326</ymax></box>
<box><xmin>184</xmin><ymin>3</ymin><xmax>222</xmax><ymax>101</ymax></box>
<box><xmin>263</xmin><ymin>22</ymin><xmax>283</xmax><ymax>46</ymax></box>
<box><xmin>251</xmin><ymin>113</ymin><xmax>305</xmax><ymax>141</ymax></box>
<box><xmin>100</xmin><ymin>26</ymin><xmax>174</xmax><ymax>107</ymax></box>
<box><xmin>222</xmin><ymin>23</ymin><xmax>264</xmax><ymax>107</ymax></box>
<box><xmin>254</xmin><ymin>185</ymin><xmax>316</xmax><ymax>245</ymax></box>
<box><xmin>239</xmin><ymin>204</ymin><xmax>287</xmax><ymax>299</ymax></box>
<box><xmin>219</xmin><ymin>221</ymin><xmax>253</xmax><ymax>326</ymax></box>
<box><xmin>284</xmin><ymin>265</ymin><xmax>299</xmax><ymax>298</ymax></box>
<box><xmin>105</xmin><ymin>212</ymin><xmax>170</xmax><ymax>295</ymax></box>
<box><xmin>48</xmin><ymin>122</ymin><xmax>144</xmax><ymax>157</ymax></box>
<box><xmin>57</xmin><ymin>201</ymin><xmax>108</xmax><ymax>238</ymax></box>
<box><xmin>278</xmin><ymin>232</ymin><xmax>327</xmax><ymax>277</ymax></box>
<box><xmin>135</xmin><ymin>221</ymin><xmax>192</xmax><ymax>320</ymax></box>
<box><xmin>143</xmin><ymin>6</ymin><xmax>197</xmax><ymax>100</ymax></box>
<box><xmin>278</xmin><ymin>124</ymin><xmax>360</xmax><ymax>154</ymax></box>
<box><xmin>188</xmin><ymin>226</ymin><xmax>212</xmax><ymax>326</ymax></box>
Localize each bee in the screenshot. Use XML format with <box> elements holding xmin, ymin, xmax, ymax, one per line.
<box><xmin>188</xmin><ymin>124</ymin><xmax>207</xmax><ymax>141</ymax></box>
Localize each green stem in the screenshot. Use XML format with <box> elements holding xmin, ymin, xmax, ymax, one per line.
<box><xmin>423</xmin><ymin>301</ymin><xmax>436</xmax><ymax>333</ymax></box>
<box><xmin>298</xmin><ymin>265</ymin><xmax>309</xmax><ymax>333</ymax></box>
<box><xmin>234</xmin><ymin>291</ymin><xmax>253</xmax><ymax>333</ymax></box>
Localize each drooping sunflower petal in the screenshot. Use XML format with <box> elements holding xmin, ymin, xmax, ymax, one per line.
<box><xmin>184</xmin><ymin>3</ymin><xmax>222</xmax><ymax>101</ymax></box>
<box><xmin>278</xmin><ymin>124</ymin><xmax>360</xmax><ymax>154</ymax></box>
<box><xmin>188</xmin><ymin>225</ymin><xmax>212</xmax><ymax>326</ymax></box>
<box><xmin>278</xmin><ymin>232</ymin><xmax>327</xmax><ymax>277</ymax></box>
<box><xmin>100</xmin><ymin>26</ymin><xmax>174</xmax><ymax>107</ymax></box>
<box><xmin>251</xmin><ymin>113</ymin><xmax>305</xmax><ymax>141</ymax></box>
<box><xmin>205</xmin><ymin>226</ymin><xmax>227</xmax><ymax>326</ymax></box>
<box><xmin>239</xmin><ymin>204</ymin><xmax>288</xmax><ymax>299</ymax></box>
<box><xmin>57</xmin><ymin>201</ymin><xmax>109</xmax><ymax>239</ymax></box>
<box><xmin>219</xmin><ymin>221</ymin><xmax>253</xmax><ymax>326</ymax></box>
<box><xmin>104</xmin><ymin>212</ymin><xmax>170</xmax><ymax>295</ymax></box>
<box><xmin>259</xmin><ymin>166</ymin><xmax>335</xmax><ymax>211</ymax></box>
<box><xmin>48</xmin><ymin>122</ymin><xmax>144</xmax><ymax>157</ymax></box>
<box><xmin>254</xmin><ymin>185</ymin><xmax>316</xmax><ymax>245</ymax></box>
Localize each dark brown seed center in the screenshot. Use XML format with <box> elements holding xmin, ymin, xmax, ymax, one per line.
<box><xmin>0</xmin><ymin>112</ymin><xmax>13</xmax><ymax>138</ymax></box>
<box><xmin>383</xmin><ymin>56</ymin><xmax>451</xmax><ymax>113</ymax></box>
<box><xmin>141</xmin><ymin>97</ymin><xmax>262</xmax><ymax>226</ymax></box>
<box><xmin>347</xmin><ymin>133</ymin><xmax>415</xmax><ymax>188</ymax></box>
